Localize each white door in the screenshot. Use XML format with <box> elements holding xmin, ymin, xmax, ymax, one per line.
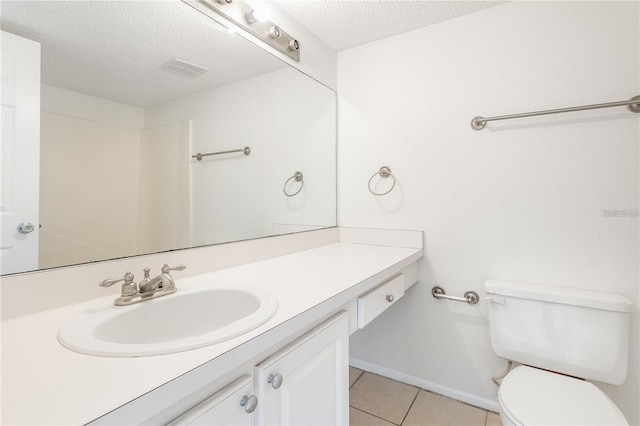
<box><xmin>0</xmin><ymin>31</ymin><xmax>41</xmax><ymax>274</ymax></box>
<box><xmin>255</xmin><ymin>312</ymin><xmax>349</xmax><ymax>426</ymax></box>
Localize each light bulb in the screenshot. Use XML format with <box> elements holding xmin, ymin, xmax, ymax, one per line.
<box><xmin>245</xmin><ymin>7</ymin><xmax>270</xmax><ymax>24</ymax></box>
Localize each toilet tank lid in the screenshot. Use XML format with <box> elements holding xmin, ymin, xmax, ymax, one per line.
<box><xmin>485</xmin><ymin>280</ymin><xmax>632</xmax><ymax>312</ymax></box>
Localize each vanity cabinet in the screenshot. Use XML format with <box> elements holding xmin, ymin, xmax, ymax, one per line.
<box><xmin>168</xmin><ymin>376</ymin><xmax>255</xmax><ymax>425</ymax></box>
<box><xmin>88</xmin><ymin>262</ymin><xmax>418</xmax><ymax>426</ymax></box>
<box><xmin>255</xmin><ymin>311</ymin><xmax>348</xmax><ymax>425</ymax></box>
<box><xmin>168</xmin><ymin>312</ymin><xmax>348</xmax><ymax>425</ymax></box>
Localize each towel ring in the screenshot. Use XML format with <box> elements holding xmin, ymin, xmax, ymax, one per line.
<box><xmin>368</xmin><ymin>166</ymin><xmax>396</xmax><ymax>196</ymax></box>
<box><xmin>284</xmin><ymin>171</ymin><xmax>304</xmax><ymax>197</ymax></box>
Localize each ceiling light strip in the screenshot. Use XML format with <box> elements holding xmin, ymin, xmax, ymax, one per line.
<box><xmin>196</xmin><ymin>0</ymin><xmax>300</xmax><ymax>62</ymax></box>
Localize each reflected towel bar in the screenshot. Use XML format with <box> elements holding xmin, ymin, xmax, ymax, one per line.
<box><xmin>192</xmin><ymin>146</ymin><xmax>251</xmax><ymax>161</ymax></box>
<box><xmin>471</xmin><ymin>95</ymin><xmax>640</xmax><ymax>130</ymax></box>
<box><xmin>431</xmin><ymin>286</ymin><xmax>479</xmax><ymax>305</ymax></box>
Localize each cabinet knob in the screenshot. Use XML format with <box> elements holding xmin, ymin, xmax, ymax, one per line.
<box><xmin>386</xmin><ymin>294</ymin><xmax>395</xmax><ymax>303</ymax></box>
<box><xmin>267</xmin><ymin>373</ymin><xmax>284</xmax><ymax>389</ymax></box>
<box><xmin>240</xmin><ymin>394</ymin><xmax>258</xmax><ymax>413</ymax></box>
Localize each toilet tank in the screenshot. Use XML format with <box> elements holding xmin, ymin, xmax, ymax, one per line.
<box><xmin>485</xmin><ymin>280</ymin><xmax>632</xmax><ymax>385</ymax></box>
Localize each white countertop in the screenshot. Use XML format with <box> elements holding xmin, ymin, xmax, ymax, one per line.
<box><xmin>1</xmin><ymin>242</ymin><xmax>422</xmax><ymax>425</ymax></box>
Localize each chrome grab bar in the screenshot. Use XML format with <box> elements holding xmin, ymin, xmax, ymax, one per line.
<box><xmin>431</xmin><ymin>285</ymin><xmax>479</xmax><ymax>305</ymax></box>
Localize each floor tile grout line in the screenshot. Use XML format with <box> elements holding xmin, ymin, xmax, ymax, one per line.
<box><xmin>349</xmin><ymin>406</ymin><xmax>402</xmax><ymax>426</ymax></box>
<box><xmin>349</xmin><ymin>371</ymin><xmax>419</xmax><ymax>426</ymax></box>
<box><xmin>351</xmin><ymin>367</ymin><xmax>501</xmax><ymax>418</ymax></box>
<box><xmin>399</xmin><ymin>387</ymin><xmax>421</xmax><ymax>426</ymax></box>
<box><xmin>350</xmin><ymin>368</ymin><xmax>500</xmax><ymax>425</ymax></box>
<box><xmin>349</xmin><ymin>369</ymin><xmax>365</xmax><ymax>389</ymax></box>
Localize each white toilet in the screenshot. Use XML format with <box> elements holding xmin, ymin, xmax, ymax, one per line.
<box><xmin>485</xmin><ymin>279</ymin><xmax>632</xmax><ymax>425</ymax></box>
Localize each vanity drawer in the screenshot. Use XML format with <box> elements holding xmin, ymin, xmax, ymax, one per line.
<box><xmin>357</xmin><ymin>274</ymin><xmax>405</xmax><ymax>328</ymax></box>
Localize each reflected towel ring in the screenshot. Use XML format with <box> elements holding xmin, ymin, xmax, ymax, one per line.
<box><xmin>368</xmin><ymin>166</ymin><xmax>396</xmax><ymax>196</ymax></box>
<box><xmin>284</xmin><ymin>171</ymin><xmax>304</xmax><ymax>197</ymax></box>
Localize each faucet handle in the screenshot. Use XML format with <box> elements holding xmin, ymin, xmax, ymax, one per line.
<box><xmin>99</xmin><ymin>271</ymin><xmax>135</xmax><ymax>287</ymax></box>
<box><xmin>100</xmin><ymin>271</ymin><xmax>138</xmax><ymax>301</ymax></box>
<box><xmin>161</xmin><ymin>264</ymin><xmax>187</xmax><ymax>273</ymax></box>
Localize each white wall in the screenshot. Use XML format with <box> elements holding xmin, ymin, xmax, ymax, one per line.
<box><xmin>137</xmin><ymin>121</ymin><xmax>191</xmax><ymax>253</ymax></box>
<box><xmin>146</xmin><ymin>67</ymin><xmax>336</xmax><ymax>247</ymax></box>
<box><xmin>39</xmin><ymin>85</ymin><xmax>193</xmax><ymax>267</ymax></box>
<box><xmin>39</xmin><ymin>86</ymin><xmax>144</xmax><ymax>268</ymax></box>
<box><xmin>338</xmin><ymin>1</ymin><xmax>639</xmax><ymax>423</ymax></box>
<box><xmin>40</xmin><ymin>84</ymin><xmax>144</xmax><ymax>129</ymax></box>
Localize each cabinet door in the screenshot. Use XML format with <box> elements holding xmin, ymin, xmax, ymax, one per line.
<box><xmin>255</xmin><ymin>312</ymin><xmax>348</xmax><ymax>426</ymax></box>
<box><xmin>168</xmin><ymin>375</ymin><xmax>255</xmax><ymax>426</ymax></box>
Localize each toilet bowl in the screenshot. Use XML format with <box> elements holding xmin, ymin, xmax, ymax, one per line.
<box><xmin>498</xmin><ymin>366</ymin><xmax>627</xmax><ymax>426</ymax></box>
<box><xmin>485</xmin><ymin>280</ymin><xmax>632</xmax><ymax>426</ymax></box>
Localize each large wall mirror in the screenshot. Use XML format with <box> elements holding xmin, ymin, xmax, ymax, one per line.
<box><xmin>0</xmin><ymin>0</ymin><xmax>336</xmax><ymax>276</ymax></box>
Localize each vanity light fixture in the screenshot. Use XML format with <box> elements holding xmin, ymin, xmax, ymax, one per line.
<box><xmin>269</xmin><ymin>26</ymin><xmax>281</xmax><ymax>39</ymax></box>
<box><xmin>192</xmin><ymin>0</ymin><xmax>300</xmax><ymax>61</ymax></box>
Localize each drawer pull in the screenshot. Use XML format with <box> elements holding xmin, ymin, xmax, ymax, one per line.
<box><xmin>240</xmin><ymin>394</ymin><xmax>258</xmax><ymax>413</ymax></box>
<box><xmin>357</xmin><ymin>274</ymin><xmax>405</xmax><ymax>329</ymax></box>
<box><xmin>267</xmin><ymin>373</ymin><xmax>284</xmax><ymax>389</ymax></box>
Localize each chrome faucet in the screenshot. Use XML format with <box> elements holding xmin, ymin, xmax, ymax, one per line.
<box><xmin>140</xmin><ymin>264</ymin><xmax>186</xmax><ymax>295</ymax></box>
<box><xmin>99</xmin><ymin>264</ymin><xmax>186</xmax><ymax>306</ymax></box>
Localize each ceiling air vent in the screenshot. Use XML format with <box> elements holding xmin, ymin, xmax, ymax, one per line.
<box><xmin>159</xmin><ymin>57</ymin><xmax>209</xmax><ymax>79</ymax></box>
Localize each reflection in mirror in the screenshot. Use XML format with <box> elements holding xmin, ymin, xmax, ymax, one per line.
<box><xmin>0</xmin><ymin>1</ymin><xmax>336</xmax><ymax>275</ymax></box>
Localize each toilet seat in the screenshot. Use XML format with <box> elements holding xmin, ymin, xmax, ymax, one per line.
<box><xmin>499</xmin><ymin>366</ymin><xmax>628</xmax><ymax>425</ymax></box>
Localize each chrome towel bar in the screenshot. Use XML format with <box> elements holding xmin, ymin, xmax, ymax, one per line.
<box><xmin>471</xmin><ymin>95</ymin><xmax>640</xmax><ymax>130</ymax></box>
<box><xmin>431</xmin><ymin>286</ymin><xmax>479</xmax><ymax>305</ymax></box>
<box><xmin>192</xmin><ymin>146</ymin><xmax>251</xmax><ymax>161</ymax></box>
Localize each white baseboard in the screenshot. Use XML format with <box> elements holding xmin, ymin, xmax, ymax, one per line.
<box><xmin>349</xmin><ymin>357</ymin><xmax>501</xmax><ymax>413</ymax></box>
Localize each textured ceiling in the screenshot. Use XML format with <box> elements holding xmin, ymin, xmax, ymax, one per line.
<box><xmin>1</xmin><ymin>1</ymin><xmax>505</xmax><ymax>108</ymax></box>
<box><xmin>272</xmin><ymin>1</ymin><xmax>506</xmax><ymax>51</ymax></box>
<box><xmin>0</xmin><ymin>1</ymin><xmax>286</xmax><ymax>108</ymax></box>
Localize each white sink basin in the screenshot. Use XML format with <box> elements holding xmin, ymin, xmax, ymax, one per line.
<box><xmin>58</xmin><ymin>286</ymin><xmax>278</xmax><ymax>357</ymax></box>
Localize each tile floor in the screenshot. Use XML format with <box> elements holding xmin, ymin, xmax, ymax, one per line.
<box><xmin>349</xmin><ymin>367</ymin><xmax>501</xmax><ymax>426</ymax></box>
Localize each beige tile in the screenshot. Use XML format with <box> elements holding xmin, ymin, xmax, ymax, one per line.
<box><xmin>350</xmin><ymin>407</ymin><xmax>396</xmax><ymax>426</ymax></box>
<box><xmin>350</xmin><ymin>366</ymin><xmax>364</xmax><ymax>387</ymax></box>
<box><xmin>485</xmin><ymin>411</ymin><xmax>501</xmax><ymax>426</ymax></box>
<box><xmin>349</xmin><ymin>372</ymin><xmax>419</xmax><ymax>425</ymax></box>
<box><xmin>403</xmin><ymin>390</ymin><xmax>486</xmax><ymax>426</ymax></box>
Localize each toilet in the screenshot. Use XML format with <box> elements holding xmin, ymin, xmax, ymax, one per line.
<box><xmin>485</xmin><ymin>279</ymin><xmax>632</xmax><ymax>425</ymax></box>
